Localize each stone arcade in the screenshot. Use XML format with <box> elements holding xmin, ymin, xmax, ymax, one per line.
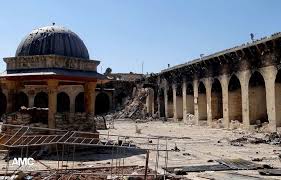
<box><xmin>145</xmin><ymin>33</ymin><xmax>281</xmax><ymax>132</ymax></box>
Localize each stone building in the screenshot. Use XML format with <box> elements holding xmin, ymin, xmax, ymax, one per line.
<box><xmin>0</xmin><ymin>25</ymin><xmax>107</xmax><ymax>129</ymax></box>
<box><xmin>145</xmin><ymin>33</ymin><xmax>281</xmax><ymax>132</ymax></box>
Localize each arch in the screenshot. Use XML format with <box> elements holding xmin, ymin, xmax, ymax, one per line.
<box><xmin>228</xmin><ymin>75</ymin><xmax>242</xmax><ymax>122</ymax></box>
<box><xmin>275</xmin><ymin>70</ymin><xmax>281</xmax><ymax>127</ymax></box>
<box><xmin>95</xmin><ymin>92</ymin><xmax>110</xmax><ymax>115</ymax></box>
<box><xmin>57</xmin><ymin>92</ymin><xmax>70</xmax><ymax>112</ymax></box>
<box><xmin>15</xmin><ymin>92</ymin><xmax>29</xmax><ymax>110</ymax></box>
<box><xmin>0</xmin><ymin>92</ymin><xmax>7</xmax><ymax>117</ymax></box>
<box><xmin>248</xmin><ymin>71</ymin><xmax>267</xmax><ymax>125</ymax></box>
<box><xmin>198</xmin><ymin>81</ymin><xmax>207</xmax><ymax>121</ymax></box>
<box><xmin>186</xmin><ymin>83</ymin><xmax>194</xmax><ymax>114</ymax></box>
<box><xmin>211</xmin><ymin>78</ymin><xmax>223</xmax><ymax>120</ymax></box>
<box><xmin>75</xmin><ymin>92</ymin><xmax>85</xmax><ymax>112</ymax></box>
<box><xmin>34</xmin><ymin>92</ymin><xmax>48</xmax><ymax>108</ymax></box>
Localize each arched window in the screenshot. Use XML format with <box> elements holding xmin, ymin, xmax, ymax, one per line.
<box><xmin>15</xmin><ymin>92</ymin><xmax>29</xmax><ymax>110</ymax></box>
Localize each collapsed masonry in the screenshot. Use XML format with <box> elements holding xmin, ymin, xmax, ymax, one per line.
<box><xmin>1</xmin><ymin>107</ymin><xmax>99</xmax><ymax>133</ymax></box>
<box><xmin>103</xmin><ymin>87</ymin><xmax>158</xmax><ymax>121</ymax></box>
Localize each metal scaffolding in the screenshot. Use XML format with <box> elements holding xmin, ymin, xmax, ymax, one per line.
<box><xmin>0</xmin><ymin>124</ymin><xmax>169</xmax><ymax>151</ymax></box>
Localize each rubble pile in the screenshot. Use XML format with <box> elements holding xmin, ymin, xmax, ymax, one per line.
<box><xmin>93</xmin><ymin>115</ymin><xmax>107</xmax><ymax>129</ymax></box>
<box><xmin>55</xmin><ymin>112</ymin><xmax>96</xmax><ymax>132</ymax></box>
<box><xmin>185</xmin><ymin>113</ymin><xmax>196</xmax><ymax>125</ymax></box>
<box><xmin>109</xmin><ymin>88</ymin><xmax>156</xmax><ymax>120</ymax></box>
<box><xmin>1</xmin><ymin>107</ymin><xmax>49</xmax><ymax>134</ymax></box>
<box><xmin>211</xmin><ymin>118</ymin><xmax>224</xmax><ymax>129</ymax></box>
<box><xmin>229</xmin><ymin>120</ymin><xmax>243</xmax><ymax>130</ymax></box>
<box><xmin>230</xmin><ymin>132</ymin><xmax>281</xmax><ymax>146</ymax></box>
<box><xmin>1</xmin><ymin>112</ymin><xmax>31</xmax><ymax>125</ymax></box>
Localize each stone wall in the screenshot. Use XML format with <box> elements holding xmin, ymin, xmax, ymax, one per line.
<box><xmin>198</xmin><ymin>93</ymin><xmax>207</xmax><ymax>120</ymax></box>
<box><xmin>211</xmin><ymin>92</ymin><xmax>223</xmax><ymax>119</ymax></box>
<box><xmin>4</xmin><ymin>55</ymin><xmax>98</xmax><ymax>72</ymax></box>
<box><xmin>186</xmin><ymin>95</ymin><xmax>194</xmax><ymax>114</ymax></box>
<box><xmin>228</xmin><ymin>89</ymin><xmax>242</xmax><ymax>122</ymax></box>
<box><xmin>249</xmin><ymin>86</ymin><xmax>267</xmax><ymax>124</ymax></box>
<box><xmin>176</xmin><ymin>96</ymin><xmax>183</xmax><ymax>119</ymax></box>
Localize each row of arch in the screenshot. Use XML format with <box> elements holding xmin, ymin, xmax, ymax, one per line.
<box><xmin>159</xmin><ymin>70</ymin><xmax>281</xmax><ymax>127</ymax></box>
<box><xmin>0</xmin><ymin>91</ymin><xmax>111</xmax><ymax>117</ymax></box>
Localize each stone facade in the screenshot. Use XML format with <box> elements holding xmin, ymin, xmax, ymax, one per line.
<box><xmin>144</xmin><ymin>32</ymin><xmax>281</xmax><ymax>132</ymax></box>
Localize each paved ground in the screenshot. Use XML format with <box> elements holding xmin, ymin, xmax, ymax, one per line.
<box><xmin>0</xmin><ymin>120</ymin><xmax>281</xmax><ymax>179</ymax></box>
<box><xmin>103</xmin><ymin>120</ymin><xmax>281</xmax><ymax>179</ymax></box>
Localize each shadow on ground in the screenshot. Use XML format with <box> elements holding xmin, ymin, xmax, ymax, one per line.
<box><xmin>3</xmin><ymin>145</ymin><xmax>146</xmax><ymax>162</ymax></box>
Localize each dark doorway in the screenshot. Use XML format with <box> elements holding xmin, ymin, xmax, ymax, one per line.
<box><xmin>57</xmin><ymin>92</ymin><xmax>70</xmax><ymax>112</ymax></box>
<box><xmin>15</xmin><ymin>92</ymin><xmax>29</xmax><ymax>110</ymax></box>
<box><xmin>75</xmin><ymin>92</ymin><xmax>85</xmax><ymax>112</ymax></box>
<box><xmin>95</xmin><ymin>93</ymin><xmax>110</xmax><ymax>115</ymax></box>
<box><xmin>0</xmin><ymin>92</ymin><xmax>7</xmax><ymax>117</ymax></box>
<box><xmin>34</xmin><ymin>92</ymin><xmax>48</xmax><ymax>108</ymax></box>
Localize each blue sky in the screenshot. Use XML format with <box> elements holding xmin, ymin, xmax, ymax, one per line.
<box><xmin>0</xmin><ymin>0</ymin><xmax>281</xmax><ymax>74</ymax></box>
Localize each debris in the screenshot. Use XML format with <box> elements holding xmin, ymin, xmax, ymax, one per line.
<box><xmin>229</xmin><ymin>120</ymin><xmax>243</xmax><ymax>130</ymax></box>
<box><xmin>259</xmin><ymin>169</ymin><xmax>281</xmax><ymax>176</ymax></box>
<box><xmin>164</xmin><ymin>158</ymin><xmax>262</xmax><ymax>173</ymax></box>
<box><xmin>172</xmin><ymin>144</ymin><xmax>180</xmax><ymax>152</ymax></box>
<box><xmin>104</xmin><ymin>88</ymin><xmax>158</xmax><ymax>121</ymax></box>
<box><xmin>230</xmin><ymin>132</ymin><xmax>281</xmax><ymax>146</ymax></box>
<box><xmin>185</xmin><ymin>113</ymin><xmax>195</xmax><ymax>125</ymax></box>
<box><xmin>211</xmin><ymin>118</ymin><xmax>224</xmax><ymax>128</ymax></box>
<box><xmin>135</xmin><ymin>125</ymin><xmax>142</xmax><ymax>134</ymax></box>
<box><xmin>174</xmin><ymin>168</ymin><xmax>187</xmax><ymax>175</ymax></box>
<box><xmin>251</xmin><ymin>157</ymin><xmax>264</xmax><ymax>162</ymax></box>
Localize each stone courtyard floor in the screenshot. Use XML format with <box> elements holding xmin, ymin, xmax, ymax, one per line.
<box><xmin>0</xmin><ymin>120</ymin><xmax>281</xmax><ymax>179</ymax></box>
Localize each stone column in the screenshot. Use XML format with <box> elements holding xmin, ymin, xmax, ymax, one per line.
<box><xmin>70</xmin><ymin>93</ymin><xmax>75</xmax><ymax>113</ymax></box>
<box><xmin>238</xmin><ymin>70</ymin><xmax>251</xmax><ymax>129</ymax></box>
<box><xmin>205</xmin><ymin>78</ymin><xmax>212</xmax><ymax>126</ymax></box>
<box><xmin>193</xmin><ymin>79</ymin><xmax>199</xmax><ymax>125</ymax></box>
<box><xmin>6</xmin><ymin>81</ymin><xmax>18</xmax><ymax>113</ymax></box>
<box><xmin>28</xmin><ymin>95</ymin><xmax>35</xmax><ymax>108</ymax></box>
<box><xmin>151</xmin><ymin>89</ymin><xmax>155</xmax><ymax>115</ymax></box>
<box><xmin>220</xmin><ymin>75</ymin><xmax>229</xmax><ymax>128</ymax></box>
<box><xmin>157</xmin><ymin>88</ymin><xmax>161</xmax><ymax>118</ymax></box>
<box><xmin>261</xmin><ymin>66</ymin><xmax>278</xmax><ymax>132</ymax></box>
<box><xmin>145</xmin><ymin>88</ymin><xmax>154</xmax><ymax>114</ymax></box>
<box><xmin>182</xmin><ymin>78</ymin><xmax>187</xmax><ymax>122</ymax></box>
<box><xmin>47</xmin><ymin>80</ymin><xmax>58</xmax><ymax>129</ymax></box>
<box><xmin>84</xmin><ymin>82</ymin><xmax>97</xmax><ymax>114</ymax></box>
<box><xmin>164</xmin><ymin>81</ymin><xmax>169</xmax><ymax>118</ymax></box>
<box><xmin>172</xmin><ymin>83</ymin><xmax>178</xmax><ymax>121</ymax></box>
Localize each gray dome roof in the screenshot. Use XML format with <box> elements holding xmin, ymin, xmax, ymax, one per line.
<box><xmin>15</xmin><ymin>25</ymin><xmax>89</xmax><ymax>59</ymax></box>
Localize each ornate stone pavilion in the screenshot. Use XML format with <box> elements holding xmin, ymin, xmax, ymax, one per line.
<box><xmin>0</xmin><ymin>25</ymin><xmax>107</xmax><ymax>129</ymax></box>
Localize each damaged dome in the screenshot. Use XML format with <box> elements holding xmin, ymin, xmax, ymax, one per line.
<box><xmin>15</xmin><ymin>25</ymin><xmax>89</xmax><ymax>59</ymax></box>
